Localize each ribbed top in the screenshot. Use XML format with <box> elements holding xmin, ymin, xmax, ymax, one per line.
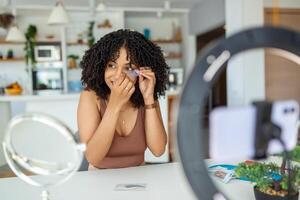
<box><xmin>96</xmin><ymin>99</ymin><xmax>147</xmax><ymax>169</ymax></box>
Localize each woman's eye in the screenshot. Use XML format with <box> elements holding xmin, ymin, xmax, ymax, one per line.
<box><xmin>107</xmin><ymin>64</ymin><xmax>116</xmax><ymax>68</ymax></box>
<box><xmin>126</xmin><ymin>67</ymin><xmax>134</xmax><ymax>71</ymax></box>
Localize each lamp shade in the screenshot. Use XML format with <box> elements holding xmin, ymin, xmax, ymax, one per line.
<box><xmin>48</xmin><ymin>3</ymin><xmax>70</xmax><ymax>25</ymax></box>
<box><xmin>96</xmin><ymin>2</ymin><xmax>106</xmax><ymax>11</ymax></box>
<box><xmin>5</xmin><ymin>26</ymin><xmax>26</xmax><ymax>42</ymax></box>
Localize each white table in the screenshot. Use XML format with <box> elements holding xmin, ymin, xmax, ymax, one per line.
<box><xmin>0</xmin><ymin>163</ymin><xmax>197</xmax><ymax>200</ymax></box>
<box><xmin>0</xmin><ymin>161</ymin><xmax>278</xmax><ymax>200</ymax></box>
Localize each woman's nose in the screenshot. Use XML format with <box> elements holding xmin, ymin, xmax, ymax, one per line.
<box><xmin>112</xmin><ymin>68</ymin><xmax>125</xmax><ymax>80</ymax></box>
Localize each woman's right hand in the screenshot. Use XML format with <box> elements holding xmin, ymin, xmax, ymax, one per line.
<box><xmin>108</xmin><ymin>74</ymin><xmax>135</xmax><ymax>111</ymax></box>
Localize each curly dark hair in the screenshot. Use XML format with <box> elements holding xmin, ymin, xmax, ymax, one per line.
<box><xmin>80</xmin><ymin>29</ymin><xmax>169</xmax><ymax>108</ymax></box>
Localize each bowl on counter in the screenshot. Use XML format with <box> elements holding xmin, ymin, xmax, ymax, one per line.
<box><xmin>4</xmin><ymin>88</ymin><xmax>23</xmax><ymax>95</ymax></box>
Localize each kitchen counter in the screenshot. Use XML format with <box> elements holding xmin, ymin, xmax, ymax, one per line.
<box><xmin>0</xmin><ymin>87</ymin><xmax>181</xmax><ymax>102</ymax></box>
<box><xmin>0</xmin><ymin>93</ymin><xmax>80</xmax><ymax>102</ymax></box>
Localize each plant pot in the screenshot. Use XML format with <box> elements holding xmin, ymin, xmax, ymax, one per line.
<box><xmin>254</xmin><ymin>187</ymin><xmax>299</xmax><ymax>200</ymax></box>
<box><xmin>68</xmin><ymin>59</ymin><xmax>77</xmax><ymax>69</ymax></box>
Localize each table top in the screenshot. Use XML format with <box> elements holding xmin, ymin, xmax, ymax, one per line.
<box><xmin>0</xmin><ymin>163</ymin><xmax>197</xmax><ymax>200</ymax></box>
<box><xmin>0</xmin><ymin>161</ymin><xmax>268</xmax><ymax>200</ymax></box>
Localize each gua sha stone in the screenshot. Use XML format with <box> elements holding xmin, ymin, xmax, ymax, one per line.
<box><xmin>126</xmin><ymin>69</ymin><xmax>140</xmax><ymax>78</ymax></box>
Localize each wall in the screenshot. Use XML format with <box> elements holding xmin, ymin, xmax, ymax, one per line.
<box><xmin>188</xmin><ymin>0</ymin><xmax>225</xmax><ymax>35</ymax></box>
<box><xmin>181</xmin><ymin>13</ymin><xmax>196</xmax><ymax>80</ymax></box>
<box><xmin>226</xmin><ymin>0</ymin><xmax>300</xmax><ymax>106</ymax></box>
<box><xmin>264</xmin><ymin>0</ymin><xmax>300</xmax><ymax>8</ymax></box>
<box><xmin>125</xmin><ymin>14</ymin><xmax>180</xmax><ymax>40</ymax></box>
<box><xmin>225</xmin><ymin>0</ymin><xmax>265</xmax><ymax>106</ymax></box>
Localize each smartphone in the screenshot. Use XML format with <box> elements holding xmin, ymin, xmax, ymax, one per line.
<box><xmin>209</xmin><ymin>100</ymin><xmax>299</xmax><ymax>161</ymax></box>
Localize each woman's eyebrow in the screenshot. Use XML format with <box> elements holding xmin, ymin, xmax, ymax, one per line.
<box><xmin>124</xmin><ymin>62</ymin><xmax>134</xmax><ymax>67</ymax></box>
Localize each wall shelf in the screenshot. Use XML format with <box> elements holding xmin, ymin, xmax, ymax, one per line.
<box><xmin>67</xmin><ymin>42</ymin><xmax>88</xmax><ymax>46</ymax></box>
<box><xmin>0</xmin><ymin>58</ymin><xmax>25</xmax><ymax>62</ymax></box>
<box><xmin>66</xmin><ymin>40</ymin><xmax>182</xmax><ymax>46</ymax></box>
<box><xmin>152</xmin><ymin>39</ymin><xmax>182</xmax><ymax>44</ymax></box>
<box><xmin>0</xmin><ymin>40</ymin><xmax>61</xmax><ymax>45</ymax></box>
<box><xmin>0</xmin><ymin>40</ymin><xmax>24</xmax><ymax>45</ymax></box>
<box><xmin>164</xmin><ymin>53</ymin><xmax>182</xmax><ymax>59</ymax></box>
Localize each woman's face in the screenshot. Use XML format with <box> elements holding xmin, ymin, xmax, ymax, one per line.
<box><xmin>104</xmin><ymin>47</ymin><xmax>139</xmax><ymax>90</ymax></box>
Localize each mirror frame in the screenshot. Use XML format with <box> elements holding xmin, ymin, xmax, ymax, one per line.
<box><xmin>2</xmin><ymin>113</ymin><xmax>85</xmax><ymax>187</ymax></box>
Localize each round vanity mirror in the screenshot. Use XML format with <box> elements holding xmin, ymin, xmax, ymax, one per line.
<box><xmin>2</xmin><ymin>113</ymin><xmax>86</xmax><ymax>200</ymax></box>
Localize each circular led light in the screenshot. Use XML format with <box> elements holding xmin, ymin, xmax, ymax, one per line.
<box><xmin>176</xmin><ymin>26</ymin><xmax>300</xmax><ymax>199</ymax></box>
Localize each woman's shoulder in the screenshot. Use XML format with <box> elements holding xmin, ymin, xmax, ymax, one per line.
<box><xmin>79</xmin><ymin>90</ymin><xmax>102</xmax><ymax>109</ymax></box>
<box><xmin>80</xmin><ymin>89</ymin><xmax>98</xmax><ymax>101</ymax></box>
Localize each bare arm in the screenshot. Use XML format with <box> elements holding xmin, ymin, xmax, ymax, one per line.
<box><xmin>144</xmin><ymin>100</ymin><xmax>167</xmax><ymax>157</ymax></box>
<box><xmin>139</xmin><ymin>67</ymin><xmax>167</xmax><ymax>157</ymax></box>
<box><xmin>77</xmin><ymin>75</ymin><xmax>135</xmax><ymax>167</ymax></box>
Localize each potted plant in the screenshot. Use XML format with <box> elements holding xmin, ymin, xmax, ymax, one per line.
<box><xmin>235</xmin><ymin>158</ymin><xmax>300</xmax><ymax>200</ymax></box>
<box><xmin>67</xmin><ymin>54</ymin><xmax>79</xmax><ymax>69</ymax></box>
<box><xmin>6</xmin><ymin>49</ymin><xmax>13</xmax><ymax>59</ymax></box>
<box><xmin>289</xmin><ymin>146</ymin><xmax>300</xmax><ymax>163</ymax></box>
<box><xmin>87</xmin><ymin>21</ymin><xmax>95</xmax><ymax>48</ymax></box>
<box><xmin>24</xmin><ymin>24</ymin><xmax>37</xmax><ymax>66</ymax></box>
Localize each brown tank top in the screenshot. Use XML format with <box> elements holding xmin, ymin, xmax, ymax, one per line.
<box><xmin>96</xmin><ymin>99</ymin><xmax>147</xmax><ymax>169</ymax></box>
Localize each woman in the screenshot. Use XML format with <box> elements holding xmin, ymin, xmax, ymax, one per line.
<box><xmin>77</xmin><ymin>29</ymin><xmax>169</xmax><ymax>169</ymax></box>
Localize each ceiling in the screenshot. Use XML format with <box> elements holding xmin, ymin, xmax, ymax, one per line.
<box><xmin>8</xmin><ymin>0</ymin><xmax>202</xmax><ymax>10</ymax></box>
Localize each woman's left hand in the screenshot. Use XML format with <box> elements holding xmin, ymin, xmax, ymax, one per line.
<box><xmin>139</xmin><ymin>67</ymin><xmax>156</xmax><ymax>104</ymax></box>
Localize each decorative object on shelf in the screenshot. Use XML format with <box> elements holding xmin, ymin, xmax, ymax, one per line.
<box><xmin>24</xmin><ymin>25</ymin><xmax>37</xmax><ymax>66</ymax></box>
<box><xmin>48</xmin><ymin>0</ymin><xmax>70</xmax><ymax>25</ymax></box>
<box><xmin>96</xmin><ymin>1</ymin><xmax>106</xmax><ymax>11</ymax></box>
<box><xmin>0</xmin><ymin>51</ymin><xmax>3</xmax><ymax>59</ymax></box>
<box><xmin>97</xmin><ymin>19</ymin><xmax>112</xmax><ymax>29</ymax></box>
<box><xmin>168</xmin><ymin>72</ymin><xmax>177</xmax><ymax>90</ymax></box>
<box><xmin>164</xmin><ymin>1</ymin><xmax>171</xmax><ymax>10</ymax></box>
<box><xmin>6</xmin><ymin>49</ymin><xmax>13</xmax><ymax>59</ymax></box>
<box><xmin>67</xmin><ymin>54</ymin><xmax>79</xmax><ymax>69</ymax></box>
<box><xmin>156</xmin><ymin>11</ymin><xmax>163</xmax><ymax>18</ymax></box>
<box><xmin>5</xmin><ymin>8</ymin><xmax>25</xmax><ymax>42</ymax></box>
<box><xmin>6</xmin><ymin>26</ymin><xmax>26</xmax><ymax>42</ymax></box>
<box><xmin>143</xmin><ymin>28</ymin><xmax>151</xmax><ymax>40</ymax></box>
<box><xmin>0</xmin><ymin>13</ymin><xmax>14</xmax><ymax>29</ymax></box>
<box><xmin>172</xmin><ymin>22</ymin><xmax>182</xmax><ymax>42</ymax></box>
<box><xmin>45</xmin><ymin>34</ymin><xmax>55</xmax><ymax>40</ymax></box>
<box><xmin>77</xmin><ymin>32</ymin><xmax>84</xmax><ymax>44</ymax></box>
<box><xmin>68</xmin><ymin>80</ymin><xmax>83</xmax><ymax>92</ymax></box>
<box><xmin>174</xmin><ymin>26</ymin><xmax>182</xmax><ymax>42</ymax></box>
<box><xmin>87</xmin><ymin>21</ymin><xmax>95</xmax><ymax>48</ymax></box>
<box><xmin>4</xmin><ymin>81</ymin><xmax>23</xmax><ymax>95</ymax></box>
